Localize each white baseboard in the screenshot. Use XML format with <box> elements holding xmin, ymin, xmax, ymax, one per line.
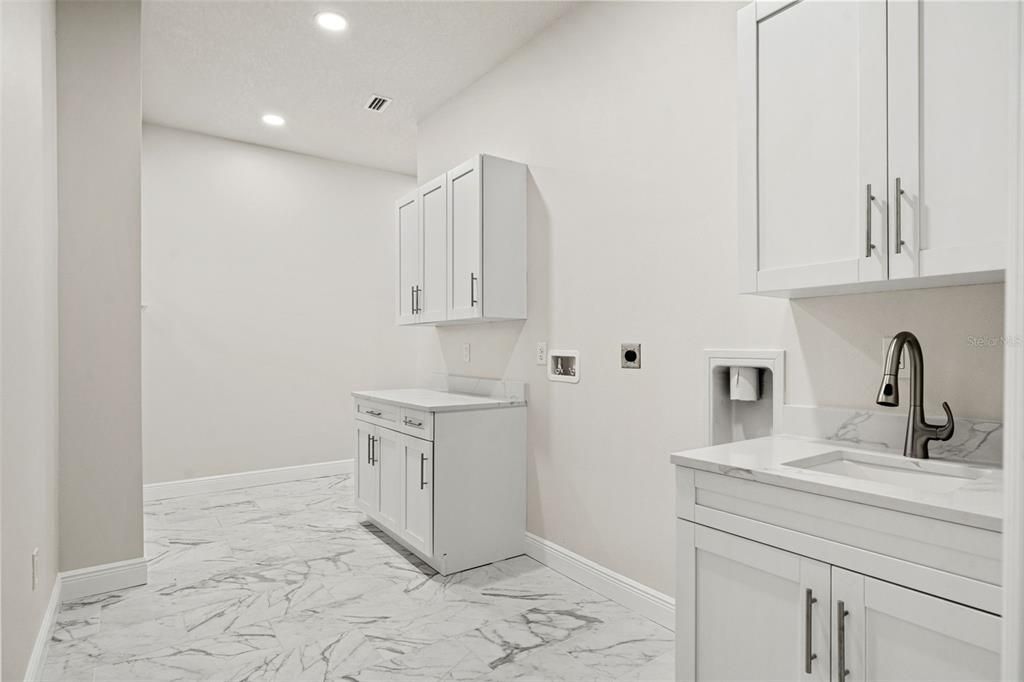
<box><xmin>24</xmin><ymin>576</ymin><xmax>62</xmax><ymax>682</ymax></box>
<box><xmin>524</xmin><ymin>532</ymin><xmax>675</xmax><ymax>631</ymax></box>
<box><xmin>60</xmin><ymin>557</ymin><xmax>148</xmax><ymax>603</ymax></box>
<box><xmin>143</xmin><ymin>460</ymin><xmax>354</xmax><ymax>501</ymax></box>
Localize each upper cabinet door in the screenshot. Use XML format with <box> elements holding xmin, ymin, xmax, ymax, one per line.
<box><xmin>447</xmin><ymin>157</ymin><xmax>483</xmax><ymax>321</ymax></box>
<box><xmin>888</xmin><ymin>1</ymin><xmax>1020</xmax><ymax>280</ymax></box>
<box><xmin>418</xmin><ymin>175</ymin><xmax>448</xmax><ymax>323</ymax></box>
<box><xmin>754</xmin><ymin>0</ymin><xmax>888</xmax><ymax>292</ymax></box>
<box><xmin>690</xmin><ymin>526</ymin><xmax>830</xmax><ymax>682</ymax></box>
<box><xmin>396</xmin><ymin>192</ymin><xmax>421</xmax><ymax>325</ymax></box>
<box><xmin>831</xmin><ymin>567</ymin><xmax>1000</xmax><ymax>682</ymax></box>
<box><xmin>739</xmin><ymin>1</ymin><xmax>888</xmax><ymax>294</ymax></box>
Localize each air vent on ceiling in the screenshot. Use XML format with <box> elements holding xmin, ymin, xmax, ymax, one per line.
<box><xmin>365</xmin><ymin>95</ymin><xmax>392</xmax><ymax>112</ymax></box>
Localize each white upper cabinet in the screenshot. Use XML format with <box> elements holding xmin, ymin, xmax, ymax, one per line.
<box><xmin>395</xmin><ymin>154</ymin><xmax>527</xmax><ymax>325</ymax></box>
<box><xmin>751</xmin><ymin>0</ymin><xmax>888</xmax><ymax>293</ymax></box>
<box><xmin>739</xmin><ymin>0</ymin><xmax>1021</xmax><ymax>297</ymax></box>
<box><xmin>395</xmin><ymin>192</ymin><xmax>420</xmax><ymax>325</ymax></box>
<box><xmin>447</xmin><ymin>157</ymin><xmax>483</xmax><ymax>321</ymax></box>
<box><xmin>419</xmin><ymin>174</ymin><xmax>448</xmax><ymax>323</ymax></box>
<box><xmin>888</xmin><ymin>0</ymin><xmax>1020</xmax><ymax>281</ymax></box>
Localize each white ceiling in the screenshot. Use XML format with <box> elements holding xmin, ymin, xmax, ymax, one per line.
<box><xmin>142</xmin><ymin>1</ymin><xmax>573</xmax><ymax>174</ymax></box>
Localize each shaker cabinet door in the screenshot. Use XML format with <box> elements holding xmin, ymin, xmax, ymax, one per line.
<box><xmin>691</xmin><ymin>526</ymin><xmax>830</xmax><ymax>682</ymax></box>
<box><xmin>355</xmin><ymin>422</ymin><xmax>379</xmax><ymax>515</ymax></box>
<box><xmin>753</xmin><ymin>0</ymin><xmax>888</xmax><ymax>292</ymax></box>
<box><xmin>418</xmin><ymin>174</ymin><xmax>447</xmax><ymax>323</ymax></box>
<box><xmin>396</xmin><ymin>192</ymin><xmax>421</xmax><ymax>325</ymax></box>
<box><xmin>887</xmin><ymin>0</ymin><xmax>1020</xmax><ymax>280</ymax></box>
<box><xmin>831</xmin><ymin>567</ymin><xmax>1000</xmax><ymax>682</ymax></box>
<box><xmin>401</xmin><ymin>436</ymin><xmax>433</xmax><ymax>557</ymax></box>
<box><xmin>375</xmin><ymin>426</ymin><xmax>403</xmax><ymax>531</ymax></box>
<box><xmin>446</xmin><ymin>157</ymin><xmax>483</xmax><ymax>321</ymax></box>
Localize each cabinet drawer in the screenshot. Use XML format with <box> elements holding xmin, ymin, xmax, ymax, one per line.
<box><xmin>399</xmin><ymin>407</ymin><xmax>434</xmax><ymax>441</ymax></box>
<box><xmin>355</xmin><ymin>399</ymin><xmax>399</xmax><ymax>427</ymax></box>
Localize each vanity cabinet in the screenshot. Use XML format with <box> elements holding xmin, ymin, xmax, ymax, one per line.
<box><xmin>685</xmin><ymin>525</ymin><xmax>1000</xmax><ymax>682</ymax></box>
<box><xmin>738</xmin><ymin>0</ymin><xmax>1021</xmax><ymax>297</ymax></box>
<box><xmin>353</xmin><ymin>392</ymin><xmax>526</xmax><ymax>574</ymax></box>
<box><xmin>395</xmin><ymin>154</ymin><xmax>526</xmax><ymax>325</ymax></box>
<box><xmin>675</xmin><ymin>462</ymin><xmax>1003</xmax><ymax>682</ymax></box>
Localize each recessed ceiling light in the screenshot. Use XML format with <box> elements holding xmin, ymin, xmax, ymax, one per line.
<box><xmin>315</xmin><ymin>11</ymin><xmax>348</xmax><ymax>32</ymax></box>
<box><xmin>261</xmin><ymin>113</ymin><xmax>286</xmax><ymax>127</ymax></box>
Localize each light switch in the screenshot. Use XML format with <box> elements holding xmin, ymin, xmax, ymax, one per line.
<box><xmin>536</xmin><ymin>342</ymin><xmax>547</xmax><ymax>366</ymax></box>
<box><xmin>462</xmin><ymin>343</ymin><xmax>471</xmax><ymax>363</ymax></box>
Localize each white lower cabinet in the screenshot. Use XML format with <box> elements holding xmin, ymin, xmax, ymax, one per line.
<box><xmin>681</xmin><ymin>523</ymin><xmax>1000</xmax><ymax>682</ymax></box>
<box><xmin>354</xmin><ymin>397</ymin><xmax>526</xmax><ymax>574</ymax></box>
<box><xmin>834</xmin><ymin>568</ymin><xmax>1000</xmax><ymax>682</ymax></box>
<box><xmin>375</xmin><ymin>425</ymin><xmax>403</xmax><ymax>530</ymax></box>
<box><xmin>401</xmin><ymin>436</ymin><xmax>433</xmax><ymax>556</ymax></box>
<box><xmin>691</xmin><ymin>525</ymin><xmax>830</xmax><ymax>682</ymax></box>
<box><xmin>354</xmin><ymin>421</ymin><xmax>378</xmax><ymax>513</ymax></box>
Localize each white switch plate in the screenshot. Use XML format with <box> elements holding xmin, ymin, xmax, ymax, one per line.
<box><xmin>462</xmin><ymin>343</ymin><xmax>471</xmax><ymax>363</ymax></box>
<box><xmin>536</xmin><ymin>342</ymin><xmax>547</xmax><ymax>366</ymax></box>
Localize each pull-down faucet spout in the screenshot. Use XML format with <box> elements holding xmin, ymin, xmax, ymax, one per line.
<box><xmin>876</xmin><ymin>331</ymin><xmax>955</xmax><ymax>459</ymax></box>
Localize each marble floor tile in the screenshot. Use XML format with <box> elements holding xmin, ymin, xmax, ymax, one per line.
<box><xmin>44</xmin><ymin>473</ymin><xmax>673</xmax><ymax>680</ymax></box>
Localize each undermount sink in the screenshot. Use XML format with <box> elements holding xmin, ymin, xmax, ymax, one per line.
<box><xmin>783</xmin><ymin>449</ymin><xmax>984</xmax><ymax>493</ymax></box>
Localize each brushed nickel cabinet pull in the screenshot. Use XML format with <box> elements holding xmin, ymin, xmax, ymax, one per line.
<box><xmin>366</xmin><ymin>433</ymin><xmax>372</xmax><ymax>464</ymax></box>
<box><xmin>805</xmin><ymin>588</ymin><xmax>818</xmax><ymax>674</ymax></box>
<box><xmin>865</xmin><ymin>184</ymin><xmax>876</xmax><ymax>258</ymax></box>
<box><xmin>895</xmin><ymin>177</ymin><xmax>904</xmax><ymax>255</ymax></box>
<box><xmin>404</xmin><ymin>417</ymin><xmax>423</xmax><ymax>428</ymax></box>
<box><xmin>470</xmin><ymin>273</ymin><xmax>478</xmax><ymax>307</ymax></box>
<box><xmin>419</xmin><ymin>453</ymin><xmax>427</xmax><ymax>490</ymax></box>
<box><xmin>365</xmin><ymin>409</ymin><xmax>382</xmax><ymax>417</ymax></box>
<box><xmin>837</xmin><ymin>600</ymin><xmax>850</xmax><ymax>682</ymax></box>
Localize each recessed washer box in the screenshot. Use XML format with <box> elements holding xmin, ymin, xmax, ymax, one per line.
<box><xmin>549</xmin><ymin>350</ymin><xmax>579</xmax><ymax>383</ymax></box>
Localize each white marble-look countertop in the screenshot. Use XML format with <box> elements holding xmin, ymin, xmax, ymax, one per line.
<box><xmin>670</xmin><ymin>435</ymin><xmax>1002</xmax><ymax>532</ymax></box>
<box><xmin>352</xmin><ymin>388</ymin><xmax>526</xmax><ymax>412</ymax></box>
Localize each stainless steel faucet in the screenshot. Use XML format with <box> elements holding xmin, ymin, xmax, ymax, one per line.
<box><xmin>875</xmin><ymin>331</ymin><xmax>955</xmax><ymax>459</ymax></box>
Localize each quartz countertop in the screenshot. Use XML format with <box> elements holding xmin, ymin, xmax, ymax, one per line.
<box><xmin>352</xmin><ymin>388</ymin><xmax>526</xmax><ymax>412</ymax></box>
<box><xmin>670</xmin><ymin>435</ymin><xmax>1002</xmax><ymax>532</ymax></box>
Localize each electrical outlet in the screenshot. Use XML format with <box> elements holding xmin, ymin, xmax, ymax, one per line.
<box><xmin>536</xmin><ymin>342</ymin><xmax>547</xmax><ymax>366</ymax></box>
<box><xmin>462</xmin><ymin>343</ymin><xmax>471</xmax><ymax>363</ymax></box>
<box><xmin>621</xmin><ymin>343</ymin><xmax>641</xmax><ymax>369</ymax></box>
<box><xmin>32</xmin><ymin>548</ymin><xmax>39</xmax><ymax>590</ymax></box>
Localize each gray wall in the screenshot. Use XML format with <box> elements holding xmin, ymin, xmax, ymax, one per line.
<box><xmin>415</xmin><ymin>1</ymin><xmax>1006</xmax><ymax>596</ymax></box>
<box><xmin>1</xmin><ymin>0</ymin><xmax>60</xmax><ymax>678</ymax></box>
<box><xmin>141</xmin><ymin>125</ymin><xmax>418</xmax><ymax>483</ymax></box>
<box><xmin>57</xmin><ymin>0</ymin><xmax>143</xmax><ymax>572</ymax></box>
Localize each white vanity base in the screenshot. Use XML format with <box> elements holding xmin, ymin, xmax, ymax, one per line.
<box><xmin>672</xmin><ymin>437</ymin><xmax>1002</xmax><ymax>682</ymax></box>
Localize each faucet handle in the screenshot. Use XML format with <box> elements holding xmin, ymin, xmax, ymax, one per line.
<box><xmin>932</xmin><ymin>401</ymin><xmax>955</xmax><ymax>441</ymax></box>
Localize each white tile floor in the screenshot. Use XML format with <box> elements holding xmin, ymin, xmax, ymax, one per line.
<box><xmin>43</xmin><ymin>474</ymin><xmax>674</xmax><ymax>681</ymax></box>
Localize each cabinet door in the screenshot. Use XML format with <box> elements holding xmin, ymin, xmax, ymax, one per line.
<box><xmin>396</xmin><ymin>192</ymin><xmax>421</xmax><ymax>325</ymax></box>
<box><xmin>375</xmin><ymin>426</ymin><xmax>403</xmax><ymax>531</ymax></box>
<box><xmin>831</xmin><ymin>568</ymin><xmax>1000</xmax><ymax>682</ymax></box>
<box><xmin>689</xmin><ymin>526</ymin><xmax>830</xmax><ymax>681</ymax></box>
<box><xmin>888</xmin><ymin>1</ymin><xmax>1019</xmax><ymax>280</ymax></box>
<box><xmin>418</xmin><ymin>174</ymin><xmax>447</xmax><ymax>323</ymax></box>
<box><xmin>751</xmin><ymin>0</ymin><xmax>888</xmax><ymax>291</ymax></box>
<box><xmin>401</xmin><ymin>436</ymin><xmax>433</xmax><ymax>557</ymax></box>
<box><xmin>446</xmin><ymin>157</ymin><xmax>483</xmax><ymax>321</ymax></box>
<box><xmin>355</xmin><ymin>421</ymin><xmax>378</xmax><ymax>515</ymax></box>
